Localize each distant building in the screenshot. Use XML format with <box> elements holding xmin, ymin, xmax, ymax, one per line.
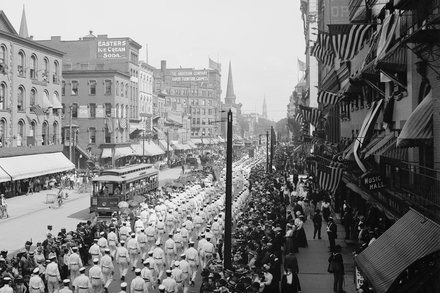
<box><xmin>262</xmin><ymin>97</ymin><xmax>267</xmax><ymax>119</ymax></box>
<box><xmin>153</xmin><ymin>60</ymin><xmax>222</xmax><ymax>142</ymax></box>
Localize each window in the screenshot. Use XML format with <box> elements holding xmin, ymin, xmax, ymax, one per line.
<box><xmin>18</xmin><ymin>51</ymin><xmax>25</xmax><ymax>77</ymax></box>
<box><xmin>0</xmin><ymin>83</ymin><xmax>6</xmax><ymax>110</ymax></box>
<box><xmin>62</xmin><ymin>103</ymin><xmax>65</xmax><ymax>115</ymax></box>
<box><xmin>209</xmin><ymin>100</ymin><xmax>212</xmax><ymax>106</ymax></box>
<box><xmin>53</xmin><ymin>61</ymin><xmax>59</xmax><ymax>83</ymax></box>
<box><xmin>105</xmin><ymin>103</ymin><xmax>112</xmax><ymax>117</ymax></box>
<box><xmin>71</xmin><ymin>80</ymin><xmax>78</xmax><ymax>95</ymax></box>
<box><xmin>89</xmin><ymin>80</ymin><xmax>97</xmax><ymax>95</ymax></box>
<box><xmin>121</xmin><ymin>83</ymin><xmax>124</xmax><ymax>97</ymax></box>
<box><xmin>53</xmin><ymin>121</ymin><xmax>59</xmax><ymax>144</ymax></box>
<box><xmin>17</xmin><ymin>120</ymin><xmax>24</xmax><ymax>146</ymax></box>
<box><xmin>71</xmin><ymin>103</ymin><xmax>78</xmax><ymax>118</ymax></box>
<box><xmin>105</xmin><ymin>80</ymin><xmax>112</xmax><ymax>95</ymax></box>
<box><xmin>125</xmin><ymin>84</ymin><xmax>128</xmax><ymax>97</ymax></box>
<box><xmin>0</xmin><ymin>119</ymin><xmax>6</xmax><ymax>147</ymax></box>
<box><xmin>43</xmin><ymin>58</ymin><xmax>49</xmax><ymax>81</ymax></box>
<box><xmin>202</xmin><ymin>99</ymin><xmax>206</xmax><ymax>106</ymax></box>
<box><xmin>89</xmin><ymin>127</ymin><xmax>96</xmax><ymax>144</ymax></box>
<box><xmin>202</xmin><ymin>108</ymin><xmax>206</xmax><ymax>115</ymax></box>
<box><xmin>42</xmin><ymin>122</ymin><xmax>49</xmax><ymax>145</ymax></box>
<box><xmin>30</xmin><ymin>55</ymin><xmax>37</xmax><ymax>79</ymax></box>
<box><xmin>192</xmin><ymin>108</ymin><xmax>196</xmax><ymax>115</ymax></box>
<box><xmin>208</xmin><ymin>109</ymin><xmax>212</xmax><ymax>115</ymax></box>
<box><xmin>197</xmin><ymin>108</ymin><xmax>200</xmax><ymax>115</ymax></box>
<box><xmin>197</xmin><ymin>118</ymin><xmax>200</xmax><ymax>125</ymax></box>
<box><xmin>62</xmin><ymin>80</ymin><xmax>65</xmax><ymax>96</ymax></box>
<box><xmin>105</xmin><ymin>127</ymin><xmax>111</xmax><ymax>143</ymax></box>
<box><xmin>0</xmin><ymin>45</ymin><xmax>5</xmax><ymax>64</ymax></box>
<box><xmin>130</xmin><ymin>52</ymin><xmax>138</xmax><ymax>63</ymax></box>
<box><xmin>89</xmin><ymin>103</ymin><xmax>96</xmax><ymax>118</ymax></box>
<box><xmin>17</xmin><ymin>86</ymin><xmax>24</xmax><ymax>111</ymax></box>
<box><xmin>30</xmin><ymin>88</ymin><xmax>36</xmax><ymax>108</ymax></box>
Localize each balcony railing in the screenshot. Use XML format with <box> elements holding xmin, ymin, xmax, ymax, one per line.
<box><xmin>380</xmin><ymin>157</ymin><xmax>440</xmax><ymax>215</ymax></box>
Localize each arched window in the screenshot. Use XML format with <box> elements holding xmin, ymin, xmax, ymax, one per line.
<box><xmin>30</xmin><ymin>54</ymin><xmax>37</xmax><ymax>79</ymax></box>
<box><xmin>115</xmin><ymin>104</ymin><xmax>120</xmax><ymax>118</ymax></box>
<box><xmin>71</xmin><ymin>103</ymin><xmax>78</xmax><ymax>118</ymax></box>
<box><xmin>43</xmin><ymin>57</ymin><xmax>49</xmax><ymax>81</ymax></box>
<box><xmin>30</xmin><ymin>120</ymin><xmax>36</xmax><ymax>144</ymax></box>
<box><xmin>17</xmin><ymin>120</ymin><xmax>25</xmax><ymax>146</ymax></box>
<box><xmin>17</xmin><ymin>86</ymin><xmax>25</xmax><ymax>111</ymax></box>
<box><xmin>18</xmin><ymin>50</ymin><xmax>25</xmax><ymax>77</ymax></box>
<box><xmin>0</xmin><ymin>118</ymin><xmax>6</xmax><ymax>147</ymax></box>
<box><xmin>52</xmin><ymin>121</ymin><xmax>59</xmax><ymax>144</ymax></box>
<box><xmin>53</xmin><ymin>60</ymin><xmax>59</xmax><ymax>83</ymax></box>
<box><xmin>30</xmin><ymin>88</ymin><xmax>37</xmax><ymax>108</ymax></box>
<box><xmin>116</xmin><ymin>81</ymin><xmax>120</xmax><ymax>96</ymax></box>
<box><xmin>0</xmin><ymin>45</ymin><xmax>6</xmax><ymax>65</ymax></box>
<box><xmin>62</xmin><ymin>103</ymin><xmax>66</xmax><ymax>115</ymax></box>
<box><xmin>0</xmin><ymin>83</ymin><xmax>6</xmax><ymax>110</ymax></box>
<box><xmin>42</xmin><ymin>121</ymin><xmax>49</xmax><ymax>145</ymax></box>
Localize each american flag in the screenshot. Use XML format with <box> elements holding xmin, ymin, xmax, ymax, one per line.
<box><xmin>31</xmin><ymin>105</ymin><xmax>44</xmax><ymax>116</ymax></box>
<box><xmin>330</xmin><ymin>24</ymin><xmax>374</xmax><ymax>62</ymax></box>
<box><xmin>317</xmin><ymin>90</ymin><xmax>341</xmax><ymax>106</ymax></box>
<box><xmin>299</xmin><ymin>105</ymin><xmax>322</xmax><ymax>126</ymax></box>
<box><xmin>311</xmin><ymin>31</ymin><xmax>335</xmax><ymax>66</ymax></box>
<box><xmin>318</xmin><ymin>164</ymin><xmax>343</xmax><ymax>194</ymax></box>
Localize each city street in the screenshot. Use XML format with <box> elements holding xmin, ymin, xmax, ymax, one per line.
<box><xmin>0</xmin><ymin>167</ymin><xmax>182</xmax><ymax>253</ymax></box>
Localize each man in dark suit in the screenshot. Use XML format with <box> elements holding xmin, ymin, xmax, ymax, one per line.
<box><xmin>284</xmin><ymin>250</ymin><xmax>299</xmax><ymax>274</ymax></box>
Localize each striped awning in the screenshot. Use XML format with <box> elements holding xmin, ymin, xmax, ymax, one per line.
<box><xmin>364</xmin><ymin>133</ymin><xmax>396</xmax><ymax>159</ymax></box>
<box><xmin>378</xmin><ymin>140</ymin><xmax>408</xmax><ymax>161</ymax></box>
<box><xmin>355</xmin><ymin>209</ymin><xmax>440</xmax><ymax>293</ymax></box>
<box><xmin>397</xmin><ymin>90</ymin><xmax>433</xmax><ymax>147</ymax></box>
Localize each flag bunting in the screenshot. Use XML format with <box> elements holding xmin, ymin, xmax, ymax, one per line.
<box><xmin>318</xmin><ymin>164</ymin><xmax>343</xmax><ymax>194</ymax></box>
<box><xmin>311</xmin><ymin>31</ymin><xmax>335</xmax><ymax>66</ymax></box>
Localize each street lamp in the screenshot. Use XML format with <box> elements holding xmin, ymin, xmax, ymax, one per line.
<box><xmin>224</xmin><ymin>109</ymin><xmax>233</xmax><ymax>269</ymax></box>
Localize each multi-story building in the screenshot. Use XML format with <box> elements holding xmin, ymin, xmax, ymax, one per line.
<box><xmin>138</xmin><ymin>62</ymin><xmax>154</xmax><ymax>130</ymax></box>
<box><xmin>154</xmin><ymin>60</ymin><xmax>222</xmax><ymax>142</ymax></box>
<box><xmin>0</xmin><ymin>9</ymin><xmax>74</xmax><ymax>197</ymax></box>
<box><xmin>297</xmin><ymin>0</ymin><xmax>440</xmax><ymax>291</ymax></box>
<box><xmin>37</xmin><ymin>32</ymin><xmax>142</xmax><ymax>166</ymax></box>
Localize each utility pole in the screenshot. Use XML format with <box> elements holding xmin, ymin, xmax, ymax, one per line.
<box><xmin>142</xmin><ymin>121</ymin><xmax>145</xmax><ymax>158</ymax></box>
<box><xmin>224</xmin><ymin>109</ymin><xmax>233</xmax><ymax>269</ymax></box>
<box><xmin>266</xmin><ymin>130</ymin><xmax>269</xmax><ymax>173</ymax></box>
<box><xmin>166</xmin><ymin>130</ymin><xmax>170</xmax><ymax>166</ymax></box>
<box><xmin>69</xmin><ymin>104</ymin><xmax>73</xmax><ymax>162</ymax></box>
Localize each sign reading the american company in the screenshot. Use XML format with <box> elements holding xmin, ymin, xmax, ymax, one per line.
<box><xmin>361</xmin><ymin>172</ymin><xmax>385</xmax><ymax>191</ymax></box>
<box><xmin>97</xmin><ymin>39</ymin><xmax>128</xmax><ymax>59</ymax></box>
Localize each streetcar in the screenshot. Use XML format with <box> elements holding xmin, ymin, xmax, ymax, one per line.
<box><xmin>90</xmin><ymin>164</ymin><xmax>159</xmax><ymax>214</ymax></box>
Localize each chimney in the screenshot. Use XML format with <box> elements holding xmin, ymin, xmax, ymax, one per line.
<box><xmin>51</xmin><ymin>36</ymin><xmax>61</xmax><ymax>41</ymax></box>
<box><xmin>161</xmin><ymin>60</ymin><xmax>166</xmax><ymax>72</ymax></box>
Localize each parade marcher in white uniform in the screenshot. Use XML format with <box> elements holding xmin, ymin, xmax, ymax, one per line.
<box><xmin>29</xmin><ymin>268</ymin><xmax>45</xmax><ymax>293</ymax></box>
<box><xmin>140</xmin><ymin>260</ymin><xmax>155</xmax><ymax>292</ymax></box>
<box><xmin>88</xmin><ymin>258</ymin><xmax>103</xmax><ymax>293</ymax></box>
<box><xmin>202</xmin><ymin>236</ymin><xmax>215</xmax><ymax>268</ymax></box>
<box><xmin>68</xmin><ymin>247</ymin><xmax>83</xmax><ymax>284</ymax></box>
<box><xmin>107</xmin><ymin>228</ymin><xmax>118</xmax><ymax>259</ymax></box>
<box><xmin>145</xmin><ymin>223</ymin><xmax>156</xmax><ymax>253</ymax></box>
<box><xmin>116</xmin><ymin>240</ymin><xmax>130</xmax><ymax>282</ymax></box>
<box><xmin>59</xmin><ymin>279</ymin><xmax>72</xmax><ymax>293</ymax></box>
<box><xmin>165</xmin><ymin>210</ymin><xmax>175</xmax><ymax>235</ymax></box>
<box><xmin>127</xmin><ymin>233</ymin><xmax>140</xmax><ymax>271</ymax></box>
<box><xmin>152</xmin><ymin>240</ymin><xmax>165</xmax><ymax>280</ymax></box>
<box><xmin>72</xmin><ymin>267</ymin><xmax>91</xmax><ymax>293</ymax></box>
<box><xmin>89</xmin><ymin>239</ymin><xmax>101</xmax><ymax>264</ymax></box>
<box><xmin>119</xmin><ymin>222</ymin><xmax>130</xmax><ymax>243</ymax></box>
<box><xmin>45</xmin><ymin>253</ymin><xmax>61</xmax><ymax>293</ymax></box>
<box><xmin>164</xmin><ymin>233</ymin><xmax>176</xmax><ymax>269</ymax></box>
<box><xmin>97</xmin><ymin>232</ymin><xmax>108</xmax><ymax>256</ymax></box>
<box><xmin>171</xmin><ymin>261</ymin><xmax>183</xmax><ymax>293</ymax></box>
<box><xmin>178</xmin><ymin>254</ymin><xmax>190</xmax><ymax>293</ymax></box>
<box><xmin>161</xmin><ymin>270</ymin><xmax>177</xmax><ymax>293</ymax></box>
<box><xmin>136</xmin><ymin>228</ymin><xmax>148</xmax><ymax>262</ymax></box>
<box><xmin>100</xmin><ymin>249</ymin><xmax>114</xmax><ymax>292</ymax></box>
<box><xmin>130</xmin><ymin>269</ymin><xmax>147</xmax><ymax>293</ymax></box>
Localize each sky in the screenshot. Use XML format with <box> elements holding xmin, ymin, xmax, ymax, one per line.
<box><xmin>2</xmin><ymin>0</ymin><xmax>305</xmax><ymax>121</ymax></box>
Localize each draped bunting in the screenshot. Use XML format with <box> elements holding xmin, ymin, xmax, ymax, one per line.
<box><xmin>375</xmin><ymin>12</ymin><xmax>400</xmax><ymax>66</ymax></box>
<box><xmin>330</xmin><ymin>24</ymin><xmax>374</xmax><ymax>61</ymax></box>
<box><xmin>317</xmin><ymin>90</ymin><xmax>341</xmax><ymax>106</ymax></box>
<box><xmin>294</xmin><ymin>112</ymin><xmax>303</xmax><ymax>123</ymax></box>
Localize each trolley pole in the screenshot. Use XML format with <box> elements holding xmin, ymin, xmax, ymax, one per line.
<box><xmin>166</xmin><ymin>130</ymin><xmax>170</xmax><ymax>166</ymax></box>
<box><xmin>224</xmin><ymin>109</ymin><xmax>233</xmax><ymax>269</ymax></box>
<box><xmin>266</xmin><ymin>130</ymin><xmax>269</xmax><ymax>173</ymax></box>
<box><xmin>69</xmin><ymin>105</ymin><xmax>73</xmax><ymax>162</ymax></box>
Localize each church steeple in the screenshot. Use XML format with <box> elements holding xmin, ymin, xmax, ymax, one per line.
<box><xmin>225</xmin><ymin>61</ymin><xmax>236</xmax><ymax>105</ymax></box>
<box><xmin>19</xmin><ymin>5</ymin><xmax>29</xmax><ymax>38</ymax></box>
<box><xmin>263</xmin><ymin>96</ymin><xmax>267</xmax><ymax>119</ymax></box>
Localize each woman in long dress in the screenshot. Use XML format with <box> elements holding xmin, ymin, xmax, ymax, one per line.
<box><xmin>295</xmin><ymin>215</ymin><xmax>308</xmax><ymax>248</ymax></box>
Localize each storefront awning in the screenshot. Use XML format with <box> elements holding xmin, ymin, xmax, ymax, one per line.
<box><xmin>397</xmin><ymin>90</ymin><xmax>433</xmax><ymax>147</ymax></box>
<box><xmin>0</xmin><ymin>152</ymin><xmax>74</xmax><ymax>181</ymax></box>
<box><xmin>192</xmin><ymin>138</ymin><xmax>202</xmax><ymax>144</ymax></box>
<box><xmin>172</xmin><ymin>143</ymin><xmax>186</xmax><ymax>151</ymax></box>
<box><xmin>158</xmin><ymin>140</ymin><xmax>173</xmax><ymax>152</ymax></box>
<box><xmin>187</xmin><ymin>141</ymin><xmax>197</xmax><ymax>149</ymax></box>
<box><xmin>114</xmin><ymin>147</ymin><xmax>134</xmax><ymax>159</ymax></box>
<box><xmin>101</xmin><ymin>148</ymin><xmax>112</xmax><ymax>159</ymax></box>
<box><xmin>132</xmin><ymin>142</ymin><xmax>165</xmax><ymax>157</ymax></box>
<box><xmin>355</xmin><ymin>209</ymin><xmax>440</xmax><ymax>293</ymax></box>
<box><xmin>0</xmin><ymin>167</ymin><xmax>11</xmax><ymax>183</ymax></box>
<box><xmin>364</xmin><ymin>133</ymin><xmax>395</xmax><ymax>159</ymax></box>
<box><xmin>51</xmin><ymin>94</ymin><xmax>63</xmax><ymax>109</ymax></box>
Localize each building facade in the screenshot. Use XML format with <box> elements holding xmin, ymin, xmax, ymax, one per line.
<box><xmin>153</xmin><ymin>60</ymin><xmax>222</xmax><ymax>141</ymax></box>
<box><xmin>0</xmin><ymin>11</ymin><xmax>63</xmax><ymax>148</ymax></box>
<box><xmin>37</xmin><ymin>32</ymin><xmax>142</xmax><ymax>163</ymax></box>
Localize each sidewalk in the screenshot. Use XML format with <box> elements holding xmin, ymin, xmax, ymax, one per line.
<box><xmin>296</xmin><ymin>214</ymin><xmax>357</xmax><ymax>293</ymax></box>
<box><xmin>1</xmin><ymin>187</ymin><xmax>90</xmax><ymax>222</ymax></box>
